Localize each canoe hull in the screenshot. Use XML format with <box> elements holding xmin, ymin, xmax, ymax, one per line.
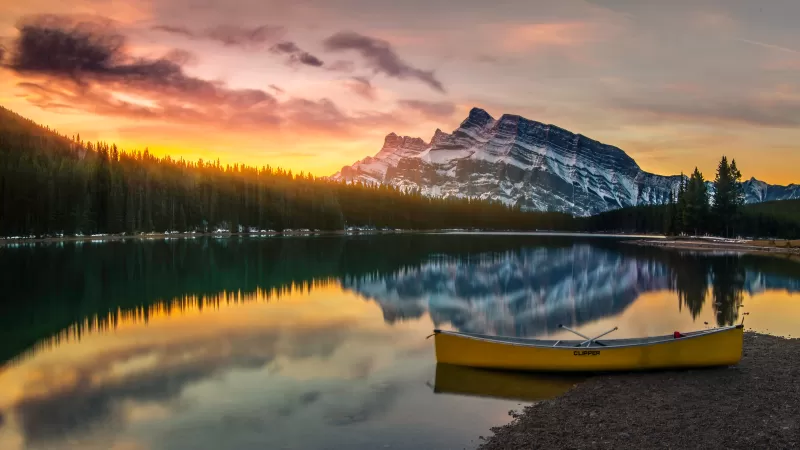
<box><xmin>434</xmin><ymin>326</ymin><xmax>743</xmax><ymax>372</ymax></box>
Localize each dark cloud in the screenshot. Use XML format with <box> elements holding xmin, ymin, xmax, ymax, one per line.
<box><xmin>5</xmin><ymin>14</ymin><xmax>406</xmax><ymax>137</ymax></box>
<box><xmin>322</xmin><ymin>31</ymin><xmax>445</xmax><ymax>92</ymax></box>
<box><xmin>206</xmin><ymin>24</ymin><xmax>285</xmax><ymax>46</ymax></box>
<box><xmin>270</xmin><ymin>41</ymin><xmax>325</xmax><ymax>67</ymax></box>
<box><xmin>4</xmin><ymin>15</ymin><xmax>283</xmax><ymax>127</ymax></box>
<box><xmin>152</xmin><ymin>24</ymin><xmax>285</xmax><ymax>48</ymax></box>
<box><xmin>326</xmin><ymin>60</ymin><xmax>355</xmax><ymax>73</ymax></box>
<box><xmin>8</xmin><ymin>15</ymin><xmax>275</xmax><ymax>105</ymax></box>
<box><xmin>398</xmin><ymin>99</ymin><xmax>456</xmax><ymax>119</ymax></box>
<box><xmin>151</xmin><ymin>24</ymin><xmax>194</xmax><ymax>38</ymax></box>
<box><xmin>297</xmin><ymin>52</ymin><xmax>324</xmax><ymax>67</ymax></box>
<box><xmin>342</xmin><ymin>76</ymin><xmax>377</xmax><ymax>101</ymax></box>
<box><xmin>269</xmin><ymin>84</ymin><xmax>285</xmax><ymax>94</ymax></box>
<box><xmin>272</xmin><ymin>41</ymin><xmax>301</xmax><ymax>54</ymax></box>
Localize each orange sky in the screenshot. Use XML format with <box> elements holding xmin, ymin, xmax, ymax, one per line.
<box><xmin>1</xmin><ymin>0</ymin><xmax>800</xmax><ymax>182</ymax></box>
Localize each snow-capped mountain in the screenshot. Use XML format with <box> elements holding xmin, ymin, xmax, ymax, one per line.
<box><xmin>741</xmin><ymin>177</ymin><xmax>800</xmax><ymax>203</ymax></box>
<box><xmin>333</xmin><ymin>108</ymin><xmax>799</xmax><ymax>216</ymax></box>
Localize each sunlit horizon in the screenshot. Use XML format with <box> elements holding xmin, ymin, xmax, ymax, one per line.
<box><xmin>2</xmin><ymin>1</ymin><xmax>800</xmax><ymax>183</ymax></box>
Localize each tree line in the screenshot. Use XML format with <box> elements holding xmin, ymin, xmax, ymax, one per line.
<box><xmin>1</xmin><ymin>105</ymin><xmax>797</xmax><ymax>239</ymax></box>
<box><xmin>0</xmin><ymin>106</ymin><xmax>573</xmax><ymax>237</ymax></box>
<box><xmin>582</xmin><ymin>157</ymin><xmax>799</xmax><ymax>238</ymax></box>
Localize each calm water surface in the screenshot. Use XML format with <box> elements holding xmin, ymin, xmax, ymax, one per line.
<box><xmin>1</xmin><ymin>234</ymin><xmax>799</xmax><ymax>450</ymax></box>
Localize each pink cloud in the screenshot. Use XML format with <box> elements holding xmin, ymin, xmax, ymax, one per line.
<box><xmin>493</xmin><ymin>22</ymin><xmax>606</xmax><ymax>52</ymax></box>
<box><xmin>340</xmin><ymin>76</ymin><xmax>377</xmax><ymax>101</ymax></box>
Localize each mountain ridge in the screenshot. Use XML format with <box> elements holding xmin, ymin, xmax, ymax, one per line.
<box><xmin>333</xmin><ymin>107</ymin><xmax>800</xmax><ymax>216</ymax></box>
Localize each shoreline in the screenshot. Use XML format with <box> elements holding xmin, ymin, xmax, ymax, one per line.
<box><xmin>0</xmin><ymin>229</ymin><xmax>430</xmax><ymax>247</ymax></box>
<box><xmin>479</xmin><ymin>332</ymin><xmax>800</xmax><ymax>449</ymax></box>
<box><xmin>626</xmin><ymin>238</ymin><xmax>800</xmax><ymax>257</ymax></box>
<box><xmin>0</xmin><ymin>230</ymin><xmax>664</xmax><ymax>247</ymax></box>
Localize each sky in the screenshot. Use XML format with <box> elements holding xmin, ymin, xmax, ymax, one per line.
<box><xmin>1</xmin><ymin>0</ymin><xmax>799</xmax><ymax>183</ymax></box>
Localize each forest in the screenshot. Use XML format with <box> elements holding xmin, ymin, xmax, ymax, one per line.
<box><xmin>1</xmin><ymin>105</ymin><xmax>798</xmax><ymax>238</ymax></box>
<box><xmin>0</xmin><ymin>106</ymin><xmax>572</xmax><ymax>236</ymax></box>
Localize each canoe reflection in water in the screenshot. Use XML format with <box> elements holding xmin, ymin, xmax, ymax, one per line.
<box><xmin>432</xmin><ymin>363</ymin><xmax>582</xmax><ymax>402</ymax></box>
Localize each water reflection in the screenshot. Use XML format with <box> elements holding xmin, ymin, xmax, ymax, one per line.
<box><xmin>346</xmin><ymin>247</ymin><xmax>800</xmax><ymax>336</ymax></box>
<box><xmin>2</xmin><ymin>235</ymin><xmax>800</xmax><ymax>363</ymax></box>
<box><xmin>1</xmin><ymin>284</ymin><xmax>438</xmax><ymax>450</ymax></box>
<box><xmin>0</xmin><ymin>235</ymin><xmax>799</xmax><ymax>449</ymax></box>
<box><xmin>433</xmin><ymin>364</ymin><xmax>580</xmax><ymax>402</ymax></box>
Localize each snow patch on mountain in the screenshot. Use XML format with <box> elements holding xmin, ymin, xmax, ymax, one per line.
<box><xmin>332</xmin><ymin>108</ymin><xmax>798</xmax><ymax>216</ymax></box>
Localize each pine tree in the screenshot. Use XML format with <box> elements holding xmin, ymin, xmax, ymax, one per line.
<box><xmin>712</xmin><ymin>156</ymin><xmax>732</xmax><ymax>237</ymax></box>
<box><xmin>713</xmin><ymin>156</ymin><xmax>746</xmax><ymax>238</ymax></box>
<box><xmin>664</xmin><ymin>190</ymin><xmax>676</xmax><ymax>235</ymax></box>
<box><xmin>676</xmin><ymin>173</ymin><xmax>687</xmax><ymax>235</ymax></box>
<box><xmin>684</xmin><ymin>168</ymin><xmax>709</xmax><ymax>236</ymax></box>
<box><xmin>729</xmin><ymin>159</ymin><xmax>744</xmax><ymax>236</ymax></box>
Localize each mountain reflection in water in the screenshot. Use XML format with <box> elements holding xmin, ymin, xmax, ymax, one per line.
<box><xmin>0</xmin><ymin>234</ymin><xmax>799</xmax><ymax>450</ymax></box>
<box><xmin>2</xmin><ymin>234</ymin><xmax>799</xmax><ymax>364</ymax></box>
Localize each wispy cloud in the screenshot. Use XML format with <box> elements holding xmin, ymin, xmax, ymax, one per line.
<box><xmin>152</xmin><ymin>23</ymin><xmax>285</xmax><ymax>48</ymax></box>
<box><xmin>397</xmin><ymin>99</ymin><xmax>456</xmax><ymax>120</ymax></box>
<box><xmin>270</xmin><ymin>41</ymin><xmax>324</xmax><ymax>67</ymax></box>
<box><xmin>736</xmin><ymin>38</ymin><xmax>800</xmax><ymax>54</ymax></box>
<box><xmin>499</xmin><ymin>22</ymin><xmax>599</xmax><ymax>51</ymax></box>
<box><xmin>341</xmin><ymin>76</ymin><xmax>377</xmax><ymax>101</ymax></box>
<box><xmin>323</xmin><ymin>31</ymin><xmax>445</xmax><ymax>93</ymax></box>
<box><xmin>608</xmin><ymin>91</ymin><xmax>800</xmax><ymax>128</ymax></box>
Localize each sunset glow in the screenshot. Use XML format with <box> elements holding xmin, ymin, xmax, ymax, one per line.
<box><xmin>1</xmin><ymin>1</ymin><xmax>799</xmax><ymax>182</ymax></box>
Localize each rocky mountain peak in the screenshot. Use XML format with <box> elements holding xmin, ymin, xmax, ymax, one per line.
<box><xmin>430</xmin><ymin>128</ymin><xmax>450</xmax><ymax>146</ymax></box>
<box><xmin>463</xmin><ymin>107</ymin><xmax>494</xmax><ymax>129</ymax></box>
<box><xmin>333</xmin><ymin>107</ymin><xmax>799</xmax><ymax>215</ymax></box>
<box><xmin>380</xmin><ymin>133</ymin><xmax>427</xmax><ymax>154</ymax></box>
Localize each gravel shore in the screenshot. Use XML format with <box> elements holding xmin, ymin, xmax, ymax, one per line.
<box><xmin>479</xmin><ymin>333</ymin><xmax>800</xmax><ymax>450</ymax></box>
<box><xmin>627</xmin><ymin>238</ymin><xmax>800</xmax><ymax>257</ymax></box>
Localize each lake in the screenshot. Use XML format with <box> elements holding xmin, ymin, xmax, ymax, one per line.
<box><xmin>1</xmin><ymin>233</ymin><xmax>799</xmax><ymax>450</ymax></box>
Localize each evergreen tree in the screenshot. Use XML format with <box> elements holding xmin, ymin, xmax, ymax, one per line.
<box><xmin>713</xmin><ymin>156</ymin><xmax>746</xmax><ymax>238</ymax></box>
<box><xmin>676</xmin><ymin>172</ymin><xmax>687</xmax><ymax>235</ymax></box>
<box><xmin>684</xmin><ymin>168</ymin><xmax>709</xmax><ymax>236</ymax></box>
<box><xmin>712</xmin><ymin>156</ymin><xmax>732</xmax><ymax>237</ymax></box>
<box><xmin>664</xmin><ymin>190</ymin><xmax>676</xmax><ymax>235</ymax></box>
<box><xmin>729</xmin><ymin>159</ymin><xmax>744</xmax><ymax>236</ymax></box>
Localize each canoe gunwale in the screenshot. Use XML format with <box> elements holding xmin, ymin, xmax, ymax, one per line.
<box><xmin>434</xmin><ymin>324</ymin><xmax>743</xmax><ymax>350</ymax></box>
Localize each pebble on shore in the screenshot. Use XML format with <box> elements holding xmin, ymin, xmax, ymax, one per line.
<box><xmin>479</xmin><ymin>333</ymin><xmax>800</xmax><ymax>450</ymax></box>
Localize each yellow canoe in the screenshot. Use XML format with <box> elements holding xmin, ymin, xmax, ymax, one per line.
<box><xmin>433</xmin><ymin>325</ymin><xmax>744</xmax><ymax>372</ymax></box>
<box><xmin>433</xmin><ymin>363</ymin><xmax>581</xmax><ymax>402</ymax></box>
